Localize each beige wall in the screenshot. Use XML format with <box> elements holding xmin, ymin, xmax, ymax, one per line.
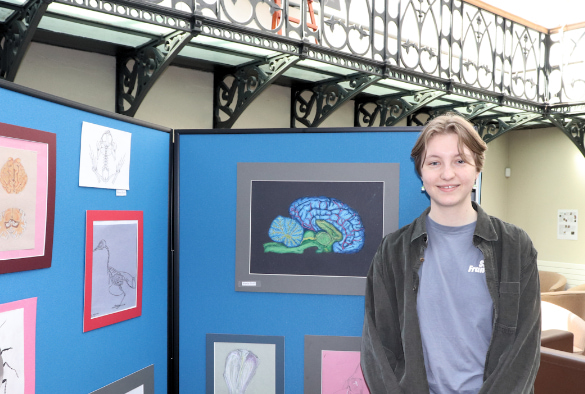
<box><xmin>507</xmin><ymin>128</ymin><xmax>585</xmax><ymax>266</ymax></box>
<box><xmin>15</xmin><ymin>43</ymin><xmax>115</xmax><ymax>111</ymax></box>
<box><xmin>482</xmin><ymin>126</ymin><xmax>585</xmax><ymax>267</ymax></box>
<box><xmin>480</xmin><ymin>132</ymin><xmax>510</xmax><ymax>220</ymax></box>
<box><xmin>136</xmin><ymin>66</ymin><xmax>214</xmax><ymax>129</ymax></box>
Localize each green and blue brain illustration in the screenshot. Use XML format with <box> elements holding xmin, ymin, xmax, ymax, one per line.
<box><xmin>264</xmin><ymin>196</ymin><xmax>365</xmax><ymax>254</ymax></box>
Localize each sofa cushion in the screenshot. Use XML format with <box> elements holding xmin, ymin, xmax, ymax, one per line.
<box><xmin>542</xmin><ymin>301</ymin><xmax>585</xmax><ymax>354</ymax></box>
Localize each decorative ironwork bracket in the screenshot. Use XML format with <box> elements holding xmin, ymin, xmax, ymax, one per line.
<box><xmin>475</xmin><ymin>112</ymin><xmax>542</xmax><ymax>143</ymax></box>
<box><xmin>355</xmin><ymin>89</ymin><xmax>447</xmax><ymax>127</ymax></box>
<box><xmin>0</xmin><ymin>0</ymin><xmax>52</xmax><ymax>81</ymax></box>
<box><xmin>546</xmin><ymin>114</ymin><xmax>585</xmax><ymax>157</ymax></box>
<box><xmin>292</xmin><ymin>74</ymin><xmax>382</xmax><ymax>128</ymax></box>
<box><xmin>214</xmin><ymin>54</ymin><xmax>301</xmax><ymax>129</ymax></box>
<box><xmin>116</xmin><ymin>30</ymin><xmax>194</xmax><ymax>117</ymax></box>
<box><xmin>429</xmin><ymin>102</ymin><xmax>500</xmax><ymax>121</ymax></box>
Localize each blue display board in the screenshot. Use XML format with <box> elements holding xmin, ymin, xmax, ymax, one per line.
<box><xmin>178</xmin><ymin>131</ymin><xmax>430</xmax><ymax>392</ymax></box>
<box><xmin>0</xmin><ymin>87</ymin><xmax>169</xmax><ymax>393</ymax></box>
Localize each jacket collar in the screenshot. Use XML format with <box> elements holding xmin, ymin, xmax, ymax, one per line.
<box><xmin>410</xmin><ymin>202</ymin><xmax>498</xmax><ymax>242</ymax></box>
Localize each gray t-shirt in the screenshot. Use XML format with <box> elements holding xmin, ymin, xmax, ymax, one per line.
<box><xmin>417</xmin><ymin>217</ymin><xmax>493</xmax><ymax>394</ymax></box>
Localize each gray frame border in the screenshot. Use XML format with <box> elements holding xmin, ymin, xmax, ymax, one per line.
<box><xmin>304</xmin><ymin>335</ymin><xmax>362</xmax><ymax>394</ymax></box>
<box><xmin>90</xmin><ymin>364</ymin><xmax>154</xmax><ymax>394</ymax></box>
<box><xmin>206</xmin><ymin>333</ymin><xmax>285</xmax><ymax>394</ymax></box>
<box><xmin>235</xmin><ymin>162</ymin><xmax>400</xmax><ymax>295</ymax></box>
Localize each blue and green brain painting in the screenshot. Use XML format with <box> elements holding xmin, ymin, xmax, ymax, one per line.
<box><xmin>263</xmin><ymin>196</ymin><xmax>365</xmax><ymax>254</ymax></box>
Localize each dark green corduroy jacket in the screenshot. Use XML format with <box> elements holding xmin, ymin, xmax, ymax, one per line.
<box><xmin>361</xmin><ymin>202</ymin><xmax>541</xmax><ymax>393</ymax></box>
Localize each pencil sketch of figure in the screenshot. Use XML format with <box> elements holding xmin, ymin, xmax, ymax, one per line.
<box><xmin>0</xmin><ymin>320</ymin><xmax>20</xmax><ymax>394</ymax></box>
<box><xmin>224</xmin><ymin>349</ymin><xmax>259</xmax><ymax>394</ymax></box>
<box><xmin>93</xmin><ymin>239</ymin><xmax>136</xmax><ymax>309</ymax></box>
<box><xmin>89</xmin><ymin>130</ymin><xmax>125</xmax><ymax>185</ymax></box>
<box><xmin>0</xmin><ymin>157</ymin><xmax>27</xmax><ymax>194</ymax></box>
<box><xmin>0</xmin><ymin>208</ymin><xmax>26</xmax><ymax>239</ymax></box>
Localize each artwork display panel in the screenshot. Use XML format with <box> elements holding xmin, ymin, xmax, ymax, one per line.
<box><xmin>0</xmin><ymin>297</ymin><xmax>37</xmax><ymax>394</ymax></box>
<box><xmin>83</xmin><ymin>210</ymin><xmax>143</xmax><ymax>332</ymax></box>
<box><xmin>206</xmin><ymin>333</ymin><xmax>284</xmax><ymax>394</ymax></box>
<box><xmin>0</xmin><ymin>122</ymin><xmax>56</xmax><ymax>274</ymax></box>
<box><xmin>304</xmin><ymin>335</ymin><xmax>368</xmax><ymax>394</ymax></box>
<box><xmin>235</xmin><ymin>163</ymin><xmax>399</xmax><ymax>295</ymax></box>
<box><xmin>89</xmin><ymin>365</ymin><xmax>154</xmax><ymax>394</ymax></box>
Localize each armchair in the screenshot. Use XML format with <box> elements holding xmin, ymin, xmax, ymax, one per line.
<box><xmin>535</xmin><ymin>347</ymin><xmax>585</xmax><ymax>394</ymax></box>
<box><xmin>541</xmin><ymin>301</ymin><xmax>585</xmax><ymax>354</ymax></box>
<box><xmin>539</xmin><ymin>270</ymin><xmax>567</xmax><ymax>292</ymax></box>
<box><xmin>541</xmin><ymin>291</ymin><xmax>585</xmax><ymax>320</ymax></box>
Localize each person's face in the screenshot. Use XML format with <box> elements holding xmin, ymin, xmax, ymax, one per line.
<box><xmin>420</xmin><ymin>133</ymin><xmax>479</xmax><ymax>213</ymax></box>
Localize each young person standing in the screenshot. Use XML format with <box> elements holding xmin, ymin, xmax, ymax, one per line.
<box><xmin>361</xmin><ymin>114</ymin><xmax>541</xmax><ymax>393</ymax></box>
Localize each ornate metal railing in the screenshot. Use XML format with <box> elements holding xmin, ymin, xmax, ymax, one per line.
<box><xmin>45</xmin><ymin>0</ymin><xmax>585</xmax><ymax>107</ymax></box>
<box><xmin>548</xmin><ymin>26</ymin><xmax>585</xmax><ymax>104</ymax></box>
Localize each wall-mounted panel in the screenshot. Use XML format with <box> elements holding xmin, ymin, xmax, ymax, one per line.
<box><xmin>0</xmin><ymin>87</ymin><xmax>169</xmax><ymax>393</ymax></box>
<box><xmin>178</xmin><ymin>129</ymin><xmax>429</xmax><ymax>392</ymax></box>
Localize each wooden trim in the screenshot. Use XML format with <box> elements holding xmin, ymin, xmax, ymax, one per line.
<box><xmin>549</xmin><ymin>21</ymin><xmax>585</xmax><ymax>34</ymax></box>
<box><xmin>463</xmin><ymin>0</ymin><xmax>549</xmax><ymax>33</ymax></box>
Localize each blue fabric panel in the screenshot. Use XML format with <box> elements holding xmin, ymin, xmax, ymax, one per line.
<box><xmin>179</xmin><ymin>132</ymin><xmax>430</xmax><ymax>393</ymax></box>
<box><xmin>0</xmin><ymin>87</ymin><xmax>168</xmax><ymax>393</ymax></box>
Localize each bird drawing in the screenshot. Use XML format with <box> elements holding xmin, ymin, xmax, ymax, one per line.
<box><xmin>93</xmin><ymin>239</ymin><xmax>136</xmax><ymax>309</ymax></box>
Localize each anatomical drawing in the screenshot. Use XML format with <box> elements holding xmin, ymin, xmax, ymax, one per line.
<box><xmin>223</xmin><ymin>349</ymin><xmax>259</xmax><ymax>394</ymax></box>
<box><xmin>263</xmin><ymin>197</ymin><xmax>365</xmax><ymax>254</ymax></box>
<box><xmin>0</xmin><ymin>208</ymin><xmax>26</xmax><ymax>240</ymax></box>
<box><xmin>0</xmin><ymin>158</ymin><xmax>27</xmax><ymax>194</ymax></box>
<box><xmin>93</xmin><ymin>239</ymin><xmax>136</xmax><ymax>312</ymax></box>
<box><xmin>0</xmin><ymin>144</ymin><xmax>37</xmax><ymax>254</ymax></box>
<box><xmin>0</xmin><ymin>306</ymin><xmax>25</xmax><ymax>394</ymax></box>
<box><xmin>89</xmin><ymin>130</ymin><xmax>126</xmax><ymax>185</ymax></box>
<box><xmin>0</xmin><ymin>320</ymin><xmax>19</xmax><ymax>394</ymax></box>
<box><xmin>79</xmin><ymin>122</ymin><xmax>131</xmax><ymax>190</ymax></box>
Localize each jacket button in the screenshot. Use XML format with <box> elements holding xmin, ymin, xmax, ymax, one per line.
<box><xmin>420</xmin><ymin>258</ymin><xmax>424</xmax><ymax>262</ymax></box>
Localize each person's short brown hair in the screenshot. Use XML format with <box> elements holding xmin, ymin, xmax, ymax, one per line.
<box><xmin>411</xmin><ymin>114</ymin><xmax>487</xmax><ymax>177</ymax></box>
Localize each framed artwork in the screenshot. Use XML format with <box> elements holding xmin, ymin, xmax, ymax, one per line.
<box><xmin>235</xmin><ymin>162</ymin><xmax>399</xmax><ymax>295</ymax></box>
<box><xmin>304</xmin><ymin>335</ymin><xmax>368</xmax><ymax>394</ymax></box>
<box><xmin>0</xmin><ymin>297</ymin><xmax>37</xmax><ymax>394</ymax></box>
<box><xmin>0</xmin><ymin>122</ymin><xmax>56</xmax><ymax>274</ymax></box>
<box><xmin>89</xmin><ymin>364</ymin><xmax>154</xmax><ymax>394</ymax></box>
<box><xmin>79</xmin><ymin>121</ymin><xmax>132</xmax><ymax>190</ymax></box>
<box><xmin>83</xmin><ymin>210</ymin><xmax>143</xmax><ymax>332</ymax></box>
<box><xmin>206</xmin><ymin>333</ymin><xmax>285</xmax><ymax>394</ymax></box>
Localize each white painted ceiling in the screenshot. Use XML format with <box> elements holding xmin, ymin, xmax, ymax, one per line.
<box><xmin>479</xmin><ymin>0</ymin><xmax>585</xmax><ymax>29</ymax></box>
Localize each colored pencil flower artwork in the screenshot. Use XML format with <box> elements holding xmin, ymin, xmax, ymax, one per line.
<box><xmin>223</xmin><ymin>349</ymin><xmax>259</xmax><ymax>394</ymax></box>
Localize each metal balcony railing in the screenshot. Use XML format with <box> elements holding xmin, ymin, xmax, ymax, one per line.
<box><xmin>44</xmin><ymin>0</ymin><xmax>585</xmax><ymax>107</ymax></box>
